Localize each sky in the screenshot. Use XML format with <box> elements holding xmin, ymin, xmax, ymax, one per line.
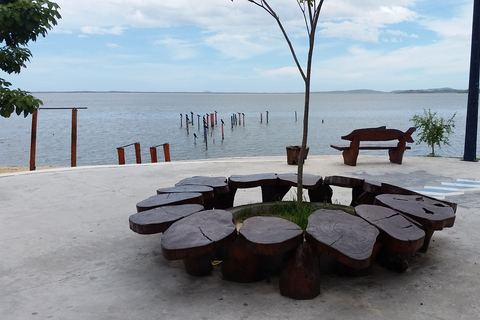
<box><xmin>6</xmin><ymin>0</ymin><xmax>476</xmax><ymax>92</ymax></box>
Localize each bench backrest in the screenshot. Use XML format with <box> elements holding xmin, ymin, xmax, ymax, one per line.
<box><xmin>341</xmin><ymin>127</ymin><xmax>415</xmax><ymax>143</ymax></box>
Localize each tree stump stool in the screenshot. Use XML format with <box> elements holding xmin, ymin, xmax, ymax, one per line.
<box><xmin>157</xmin><ymin>185</ymin><xmax>215</xmax><ymax>209</ymax></box>
<box><xmin>324</xmin><ymin>175</ymin><xmax>365</xmax><ymax>206</ymax></box>
<box><xmin>355</xmin><ymin>204</ymin><xmax>426</xmax><ymax>272</ymax></box>
<box><xmin>228</xmin><ymin>173</ymin><xmax>282</xmax><ymax>202</ymax></box>
<box><xmin>374</xmin><ymin>194</ymin><xmax>455</xmax><ymax>253</ymax></box>
<box><xmin>176</xmin><ymin>176</ymin><xmax>234</xmax><ymax>209</ymax></box>
<box><xmin>277</xmin><ymin>173</ymin><xmax>331</xmax><ymax>203</ymax></box>
<box><xmin>136</xmin><ymin>192</ymin><xmax>204</xmax><ymax>212</ymax></box>
<box><xmin>305</xmin><ymin>209</ymin><xmax>379</xmax><ymax>276</ymax></box>
<box><xmin>239</xmin><ymin>216</ymin><xmax>303</xmax><ymax>275</ymax></box>
<box><xmin>161</xmin><ymin>209</ymin><xmax>237</xmax><ymax>276</ymax></box>
<box><xmin>129</xmin><ymin>204</ymin><xmax>204</xmax><ymax>234</ymax></box>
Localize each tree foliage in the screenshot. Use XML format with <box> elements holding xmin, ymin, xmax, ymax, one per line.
<box><xmin>0</xmin><ymin>0</ymin><xmax>61</xmax><ymax>117</ymax></box>
<box><xmin>410</xmin><ymin>108</ymin><xmax>456</xmax><ymax>156</ymax></box>
<box><xmin>240</xmin><ymin>0</ymin><xmax>324</xmax><ymax>205</ymax></box>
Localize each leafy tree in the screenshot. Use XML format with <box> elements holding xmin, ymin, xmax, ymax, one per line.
<box><xmin>238</xmin><ymin>0</ymin><xmax>324</xmax><ymax>205</ymax></box>
<box><xmin>410</xmin><ymin>108</ymin><xmax>456</xmax><ymax>156</ymax></box>
<box><xmin>0</xmin><ymin>0</ymin><xmax>61</xmax><ymax>118</ymax></box>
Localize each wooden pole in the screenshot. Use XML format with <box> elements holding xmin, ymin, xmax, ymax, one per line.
<box><xmin>29</xmin><ymin>110</ymin><xmax>38</xmax><ymax>171</ymax></box>
<box><xmin>71</xmin><ymin>108</ymin><xmax>77</xmax><ymax>167</ymax></box>
<box><xmin>117</xmin><ymin>147</ymin><xmax>125</xmax><ymax>165</ymax></box>
<box><xmin>134</xmin><ymin>142</ymin><xmax>142</xmax><ymax>164</ymax></box>
<box><xmin>163</xmin><ymin>143</ymin><xmax>171</xmax><ymax>162</ymax></box>
<box><xmin>150</xmin><ymin>147</ymin><xmax>158</xmax><ymax>163</ymax></box>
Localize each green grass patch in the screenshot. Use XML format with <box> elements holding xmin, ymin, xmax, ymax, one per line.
<box><xmin>233</xmin><ymin>202</ymin><xmax>354</xmax><ymax>230</ymax></box>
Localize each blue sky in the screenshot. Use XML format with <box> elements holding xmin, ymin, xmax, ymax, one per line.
<box><xmin>7</xmin><ymin>0</ymin><xmax>475</xmax><ymax>92</ymax></box>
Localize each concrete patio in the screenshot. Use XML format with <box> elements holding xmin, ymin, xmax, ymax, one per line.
<box><xmin>1</xmin><ymin>155</ymin><xmax>479</xmax><ymax>319</ymax></box>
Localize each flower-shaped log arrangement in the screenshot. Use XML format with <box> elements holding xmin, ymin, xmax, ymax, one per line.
<box><xmin>129</xmin><ymin>174</ymin><xmax>456</xmax><ymax>300</ymax></box>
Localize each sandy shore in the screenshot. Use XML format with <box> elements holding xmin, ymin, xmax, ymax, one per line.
<box><xmin>0</xmin><ymin>166</ymin><xmax>61</xmax><ymax>174</ymax></box>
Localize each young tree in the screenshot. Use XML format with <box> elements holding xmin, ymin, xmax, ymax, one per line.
<box><xmin>0</xmin><ymin>0</ymin><xmax>61</xmax><ymax>118</ymax></box>
<box><xmin>237</xmin><ymin>0</ymin><xmax>324</xmax><ymax>205</ymax></box>
<box><xmin>410</xmin><ymin>108</ymin><xmax>456</xmax><ymax>156</ymax></box>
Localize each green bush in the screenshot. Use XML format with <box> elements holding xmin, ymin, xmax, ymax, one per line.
<box><xmin>410</xmin><ymin>108</ymin><xmax>456</xmax><ymax>156</ymax></box>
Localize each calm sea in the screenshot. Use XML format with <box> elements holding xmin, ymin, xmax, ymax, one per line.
<box><xmin>0</xmin><ymin>92</ymin><xmax>474</xmax><ymax>167</ymax></box>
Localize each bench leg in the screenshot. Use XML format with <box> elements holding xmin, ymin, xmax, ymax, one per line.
<box><xmin>342</xmin><ymin>149</ymin><xmax>358</xmax><ymax>166</ymax></box>
<box><xmin>388</xmin><ymin>148</ymin><xmax>405</xmax><ymax>164</ymax></box>
<box><xmin>418</xmin><ymin>229</ymin><xmax>435</xmax><ymax>253</ymax></box>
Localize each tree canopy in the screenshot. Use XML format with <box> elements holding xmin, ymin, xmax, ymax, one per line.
<box><xmin>0</xmin><ymin>0</ymin><xmax>61</xmax><ymax>118</ymax></box>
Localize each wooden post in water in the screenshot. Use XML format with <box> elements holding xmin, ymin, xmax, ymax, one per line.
<box><xmin>163</xmin><ymin>143</ymin><xmax>171</xmax><ymax>162</ymax></box>
<box><xmin>71</xmin><ymin>108</ymin><xmax>77</xmax><ymax>167</ymax></box>
<box><xmin>215</xmin><ymin>111</ymin><xmax>217</xmax><ymax>124</ymax></box>
<box><xmin>210</xmin><ymin>113</ymin><xmax>214</xmax><ymax>128</ymax></box>
<box><xmin>134</xmin><ymin>142</ymin><xmax>141</xmax><ymax>164</ymax></box>
<box><xmin>260</xmin><ymin>113</ymin><xmax>263</xmax><ymax>123</ymax></box>
<box><xmin>29</xmin><ymin>110</ymin><xmax>38</xmax><ymax>171</ymax></box>
<box><xmin>242</xmin><ymin>113</ymin><xmax>245</xmax><ymax>126</ymax></box>
<box><xmin>150</xmin><ymin>147</ymin><xmax>158</xmax><ymax>163</ymax></box>
<box><xmin>221</xmin><ymin>119</ymin><xmax>225</xmax><ymax>140</ymax></box>
<box><xmin>117</xmin><ymin>147</ymin><xmax>125</xmax><ymax>165</ymax></box>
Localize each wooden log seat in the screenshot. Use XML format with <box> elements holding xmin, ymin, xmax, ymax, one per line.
<box><xmin>157</xmin><ymin>185</ymin><xmax>215</xmax><ymax>209</ymax></box>
<box><xmin>305</xmin><ymin>209</ymin><xmax>380</xmax><ymax>274</ymax></box>
<box><xmin>239</xmin><ymin>216</ymin><xmax>304</xmax><ymax>256</ymax></box>
<box><xmin>380</xmin><ymin>182</ymin><xmax>457</xmax><ymax>213</ymax></box>
<box><xmin>330</xmin><ymin>126</ymin><xmax>416</xmax><ymax>166</ymax></box>
<box><xmin>228</xmin><ymin>173</ymin><xmax>281</xmax><ymax>202</ymax></box>
<box><xmin>161</xmin><ymin>209</ymin><xmax>237</xmax><ymax>276</ymax></box>
<box><xmin>355</xmin><ymin>204</ymin><xmax>425</xmax><ymax>254</ymax></box>
<box><xmin>374</xmin><ymin>194</ymin><xmax>456</xmax><ymax>253</ymax></box>
<box><xmin>355</xmin><ymin>204</ymin><xmax>426</xmax><ymax>272</ymax></box>
<box><xmin>324</xmin><ymin>175</ymin><xmax>365</xmax><ymax>206</ymax></box>
<box><xmin>175</xmin><ymin>176</ymin><xmax>234</xmax><ymax>209</ymax></box>
<box><xmin>129</xmin><ymin>204</ymin><xmax>204</xmax><ymax>234</ymax></box>
<box><xmin>136</xmin><ymin>192</ymin><xmax>204</xmax><ymax>212</ymax></box>
<box><xmin>277</xmin><ymin>173</ymin><xmax>331</xmax><ymax>203</ymax></box>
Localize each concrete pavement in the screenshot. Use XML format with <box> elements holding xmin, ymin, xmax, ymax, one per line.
<box><xmin>1</xmin><ymin>155</ymin><xmax>479</xmax><ymax>319</ymax></box>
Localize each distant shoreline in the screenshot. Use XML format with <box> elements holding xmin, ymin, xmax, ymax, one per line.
<box><xmin>31</xmin><ymin>88</ymin><xmax>468</xmax><ymax>94</ymax></box>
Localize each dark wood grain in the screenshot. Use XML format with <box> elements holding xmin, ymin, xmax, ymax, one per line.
<box><xmin>136</xmin><ymin>192</ymin><xmax>203</xmax><ymax>212</ymax></box>
<box><xmin>374</xmin><ymin>194</ymin><xmax>455</xmax><ymax>252</ymax></box>
<box><xmin>161</xmin><ymin>209</ymin><xmax>237</xmax><ymax>260</ymax></box>
<box><xmin>129</xmin><ymin>204</ymin><xmax>204</xmax><ymax>234</ymax></box>
<box><xmin>330</xmin><ymin>127</ymin><xmax>415</xmax><ymax>165</ymax></box>
<box><xmin>239</xmin><ymin>216</ymin><xmax>303</xmax><ymax>256</ymax></box>
<box><xmin>305</xmin><ymin>209</ymin><xmax>379</xmax><ymax>270</ymax></box>
<box><xmin>355</xmin><ymin>204</ymin><xmax>425</xmax><ymax>254</ymax></box>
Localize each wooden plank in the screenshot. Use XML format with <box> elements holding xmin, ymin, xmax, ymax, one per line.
<box><xmin>129</xmin><ymin>204</ymin><xmax>204</xmax><ymax>234</ymax></box>
<box><xmin>305</xmin><ymin>209</ymin><xmax>379</xmax><ymax>269</ymax></box>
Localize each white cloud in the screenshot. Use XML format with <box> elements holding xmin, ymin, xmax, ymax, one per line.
<box><xmin>154</xmin><ymin>38</ymin><xmax>198</xmax><ymax>60</ymax></box>
<box><xmin>81</xmin><ymin>26</ymin><xmax>126</xmax><ymax>35</ymax></box>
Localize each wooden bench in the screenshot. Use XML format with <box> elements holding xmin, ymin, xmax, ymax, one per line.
<box><xmin>330</xmin><ymin>126</ymin><xmax>416</xmax><ymax>166</ymax></box>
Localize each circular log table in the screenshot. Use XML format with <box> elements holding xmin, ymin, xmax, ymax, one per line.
<box><xmin>161</xmin><ymin>209</ymin><xmax>236</xmax><ymax>276</ymax></box>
